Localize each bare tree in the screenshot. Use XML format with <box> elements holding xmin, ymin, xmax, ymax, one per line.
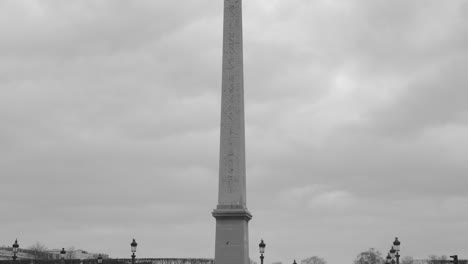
<box><xmin>301</xmin><ymin>256</ymin><xmax>327</xmax><ymax>264</ymax></box>
<box><xmin>401</xmin><ymin>256</ymin><xmax>414</xmax><ymax>264</ymax></box>
<box><xmin>28</xmin><ymin>242</ymin><xmax>48</xmax><ymax>260</ymax></box>
<box><xmin>354</xmin><ymin>248</ymin><xmax>384</xmax><ymax>264</ymax></box>
<box><xmin>66</xmin><ymin>247</ymin><xmax>76</xmax><ymax>260</ymax></box>
<box><xmin>426</xmin><ymin>255</ymin><xmax>449</xmax><ymax>264</ymax></box>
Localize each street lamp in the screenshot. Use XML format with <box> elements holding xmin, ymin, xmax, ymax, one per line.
<box><xmin>392</xmin><ymin>238</ymin><xmax>400</xmax><ymax>251</ymax></box>
<box><xmin>450</xmin><ymin>255</ymin><xmax>459</xmax><ymax>264</ymax></box>
<box><xmin>130</xmin><ymin>239</ymin><xmax>137</xmax><ymax>264</ymax></box>
<box><xmin>386</xmin><ymin>253</ymin><xmax>392</xmax><ymax>264</ymax></box>
<box><xmin>259</xmin><ymin>239</ymin><xmax>266</xmax><ymax>264</ymax></box>
<box><xmin>12</xmin><ymin>239</ymin><xmax>19</xmax><ymax>261</ymax></box>
<box><xmin>60</xmin><ymin>248</ymin><xmax>66</xmax><ymax>264</ymax></box>
<box><xmin>389</xmin><ymin>247</ymin><xmax>395</xmax><ymax>259</ymax></box>
<box><xmin>97</xmin><ymin>254</ymin><xmax>103</xmax><ymax>264</ymax></box>
<box><xmin>393</xmin><ymin>238</ymin><xmax>401</xmax><ymax>264</ymax></box>
<box><xmin>395</xmin><ymin>251</ymin><xmax>400</xmax><ymax>264</ymax></box>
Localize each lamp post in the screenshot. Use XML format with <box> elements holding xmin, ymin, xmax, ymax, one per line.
<box><xmin>12</xmin><ymin>239</ymin><xmax>19</xmax><ymax>261</ymax></box>
<box><xmin>293</xmin><ymin>260</ymin><xmax>297</xmax><ymax>264</ymax></box>
<box><xmin>388</xmin><ymin>246</ymin><xmax>395</xmax><ymax>264</ymax></box>
<box><xmin>259</xmin><ymin>239</ymin><xmax>266</xmax><ymax>264</ymax></box>
<box><xmin>130</xmin><ymin>239</ymin><xmax>137</xmax><ymax>264</ymax></box>
<box><xmin>97</xmin><ymin>254</ymin><xmax>103</xmax><ymax>264</ymax></box>
<box><xmin>450</xmin><ymin>255</ymin><xmax>459</xmax><ymax>264</ymax></box>
<box><xmin>386</xmin><ymin>253</ymin><xmax>392</xmax><ymax>264</ymax></box>
<box><xmin>60</xmin><ymin>248</ymin><xmax>66</xmax><ymax>264</ymax></box>
<box><xmin>393</xmin><ymin>238</ymin><xmax>401</xmax><ymax>264</ymax></box>
<box><xmin>389</xmin><ymin>247</ymin><xmax>395</xmax><ymax>259</ymax></box>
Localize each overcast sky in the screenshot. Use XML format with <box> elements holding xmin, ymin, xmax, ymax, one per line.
<box><xmin>1</xmin><ymin>1</ymin><xmax>468</xmax><ymax>264</ymax></box>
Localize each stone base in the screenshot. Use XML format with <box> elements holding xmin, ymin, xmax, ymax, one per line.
<box><xmin>212</xmin><ymin>206</ymin><xmax>252</xmax><ymax>220</ymax></box>
<box><xmin>213</xmin><ymin>207</ymin><xmax>252</xmax><ymax>264</ymax></box>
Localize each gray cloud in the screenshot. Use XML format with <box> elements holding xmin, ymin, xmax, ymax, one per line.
<box><xmin>1</xmin><ymin>1</ymin><xmax>467</xmax><ymax>264</ymax></box>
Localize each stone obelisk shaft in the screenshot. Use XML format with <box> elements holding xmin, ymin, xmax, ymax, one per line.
<box><xmin>213</xmin><ymin>1</ymin><xmax>251</xmax><ymax>264</ymax></box>
<box><xmin>218</xmin><ymin>0</ymin><xmax>246</xmax><ymax>207</ymax></box>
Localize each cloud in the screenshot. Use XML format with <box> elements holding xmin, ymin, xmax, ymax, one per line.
<box><xmin>1</xmin><ymin>1</ymin><xmax>468</xmax><ymax>264</ymax></box>
<box><xmin>0</xmin><ymin>1</ymin><xmax>219</xmax><ymax>58</ymax></box>
<box><xmin>366</xmin><ymin>57</ymin><xmax>468</xmax><ymax>138</ymax></box>
<box><xmin>278</xmin><ymin>185</ymin><xmax>357</xmax><ymax>211</ymax></box>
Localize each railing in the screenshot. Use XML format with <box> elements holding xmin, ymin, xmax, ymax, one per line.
<box><xmin>0</xmin><ymin>259</ymin><xmax>214</xmax><ymax>264</ymax></box>
<box><xmin>113</xmin><ymin>259</ymin><xmax>214</xmax><ymax>264</ymax></box>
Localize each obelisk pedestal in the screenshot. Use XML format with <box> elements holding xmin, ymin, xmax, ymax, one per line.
<box><xmin>212</xmin><ymin>1</ymin><xmax>252</xmax><ymax>264</ymax></box>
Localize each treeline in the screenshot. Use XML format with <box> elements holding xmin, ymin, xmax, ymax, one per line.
<box><xmin>354</xmin><ymin>248</ymin><xmax>467</xmax><ymax>264</ymax></box>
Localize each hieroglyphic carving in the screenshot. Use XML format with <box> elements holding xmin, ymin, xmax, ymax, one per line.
<box><xmin>213</xmin><ymin>2</ymin><xmax>251</xmax><ymax>264</ymax></box>
<box><xmin>219</xmin><ymin>0</ymin><xmax>245</xmax><ymax>203</ymax></box>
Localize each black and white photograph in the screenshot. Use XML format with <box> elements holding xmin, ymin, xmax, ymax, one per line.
<box><xmin>1</xmin><ymin>1</ymin><xmax>467</xmax><ymax>264</ymax></box>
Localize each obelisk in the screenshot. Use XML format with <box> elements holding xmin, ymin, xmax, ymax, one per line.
<box><xmin>212</xmin><ymin>1</ymin><xmax>252</xmax><ymax>264</ymax></box>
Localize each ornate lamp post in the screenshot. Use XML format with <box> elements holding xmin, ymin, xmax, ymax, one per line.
<box><xmin>259</xmin><ymin>239</ymin><xmax>266</xmax><ymax>264</ymax></box>
<box><xmin>12</xmin><ymin>239</ymin><xmax>19</xmax><ymax>261</ymax></box>
<box><xmin>97</xmin><ymin>254</ymin><xmax>103</xmax><ymax>264</ymax></box>
<box><xmin>130</xmin><ymin>239</ymin><xmax>137</xmax><ymax>264</ymax></box>
<box><xmin>60</xmin><ymin>248</ymin><xmax>66</xmax><ymax>264</ymax></box>
<box><xmin>393</xmin><ymin>238</ymin><xmax>401</xmax><ymax>264</ymax></box>
<box><xmin>386</xmin><ymin>253</ymin><xmax>392</xmax><ymax>264</ymax></box>
<box><xmin>389</xmin><ymin>247</ymin><xmax>396</xmax><ymax>264</ymax></box>
<box><xmin>450</xmin><ymin>255</ymin><xmax>459</xmax><ymax>264</ymax></box>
